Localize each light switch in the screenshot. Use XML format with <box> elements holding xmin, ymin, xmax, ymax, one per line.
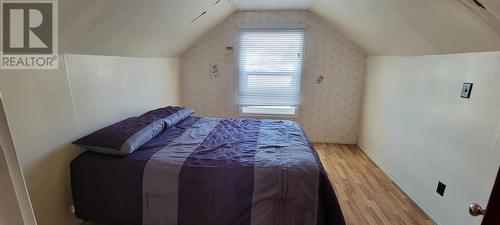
<box><xmin>461</xmin><ymin>83</ymin><xmax>473</xmax><ymax>98</ymax></box>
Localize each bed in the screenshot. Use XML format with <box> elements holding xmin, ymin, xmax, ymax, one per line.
<box><xmin>70</xmin><ymin>107</ymin><xmax>345</xmax><ymax>225</ymax></box>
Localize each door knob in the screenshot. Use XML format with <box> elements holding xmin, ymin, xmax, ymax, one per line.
<box><xmin>469</xmin><ymin>203</ymin><xmax>486</xmax><ymax>216</ymax></box>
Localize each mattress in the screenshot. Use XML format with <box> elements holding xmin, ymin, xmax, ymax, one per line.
<box><xmin>70</xmin><ymin>117</ymin><xmax>345</xmax><ymax>225</ymax></box>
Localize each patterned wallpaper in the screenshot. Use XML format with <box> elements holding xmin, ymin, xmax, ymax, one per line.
<box><xmin>181</xmin><ymin>11</ymin><xmax>366</xmax><ymax>143</ymax></box>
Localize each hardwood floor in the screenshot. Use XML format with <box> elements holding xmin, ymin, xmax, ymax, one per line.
<box><xmin>314</xmin><ymin>143</ymin><xmax>436</xmax><ymax>225</ymax></box>
<box><xmin>86</xmin><ymin>144</ymin><xmax>436</xmax><ymax>225</ymax></box>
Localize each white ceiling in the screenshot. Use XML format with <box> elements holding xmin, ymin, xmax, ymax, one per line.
<box><xmin>481</xmin><ymin>0</ymin><xmax>500</xmax><ymax>16</ymax></box>
<box><xmin>59</xmin><ymin>0</ymin><xmax>117</xmax><ymax>51</ymax></box>
<box><xmin>64</xmin><ymin>0</ymin><xmax>236</xmax><ymax>57</ymax></box>
<box><xmin>310</xmin><ymin>0</ymin><xmax>500</xmax><ymax>55</ymax></box>
<box><xmin>460</xmin><ymin>0</ymin><xmax>500</xmax><ymax>34</ymax></box>
<box><xmin>61</xmin><ymin>0</ymin><xmax>500</xmax><ymax>57</ymax></box>
<box><xmin>233</xmin><ymin>0</ymin><xmax>314</xmax><ymax>10</ymax></box>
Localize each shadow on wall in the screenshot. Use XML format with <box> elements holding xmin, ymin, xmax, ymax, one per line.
<box><xmin>0</xmin><ymin>95</ymin><xmax>39</xmax><ymax>225</ymax></box>
<box><xmin>24</xmin><ymin>144</ymin><xmax>83</xmax><ymax>225</ymax></box>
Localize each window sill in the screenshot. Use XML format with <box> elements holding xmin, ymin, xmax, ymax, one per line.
<box><xmin>239</xmin><ymin>106</ymin><xmax>298</xmax><ymax>119</ymax></box>
<box><xmin>239</xmin><ymin>112</ymin><xmax>298</xmax><ymax>119</ymax></box>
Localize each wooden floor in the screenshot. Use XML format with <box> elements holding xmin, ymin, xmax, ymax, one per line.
<box><xmin>314</xmin><ymin>143</ymin><xmax>436</xmax><ymax>225</ymax></box>
<box><xmin>87</xmin><ymin>144</ymin><xmax>436</xmax><ymax>225</ymax></box>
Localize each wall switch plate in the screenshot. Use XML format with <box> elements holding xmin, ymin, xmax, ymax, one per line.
<box><xmin>436</xmin><ymin>181</ymin><xmax>446</xmax><ymax>196</ymax></box>
<box><xmin>461</xmin><ymin>83</ymin><xmax>473</xmax><ymax>98</ymax></box>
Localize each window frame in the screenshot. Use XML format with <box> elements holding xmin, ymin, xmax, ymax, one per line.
<box><xmin>236</xmin><ymin>25</ymin><xmax>306</xmax><ymax>117</ymax></box>
<box><xmin>239</xmin><ymin>105</ymin><xmax>299</xmax><ymax>118</ymax></box>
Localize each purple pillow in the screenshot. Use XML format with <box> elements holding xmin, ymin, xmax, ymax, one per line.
<box><xmin>73</xmin><ymin>106</ymin><xmax>194</xmax><ymax>155</ymax></box>
<box><xmin>141</xmin><ymin>106</ymin><xmax>194</xmax><ymax>128</ymax></box>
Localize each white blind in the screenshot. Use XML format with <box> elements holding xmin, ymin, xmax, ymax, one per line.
<box><xmin>238</xmin><ymin>29</ymin><xmax>305</xmax><ymax>106</ymax></box>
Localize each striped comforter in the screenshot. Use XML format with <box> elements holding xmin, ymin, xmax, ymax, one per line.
<box><xmin>71</xmin><ymin>117</ymin><xmax>345</xmax><ymax>225</ymax></box>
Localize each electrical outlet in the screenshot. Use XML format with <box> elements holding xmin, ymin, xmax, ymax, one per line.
<box><xmin>70</xmin><ymin>205</ymin><xmax>75</xmax><ymax>214</ymax></box>
<box><xmin>436</xmin><ymin>181</ymin><xmax>446</xmax><ymax>196</ymax></box>
<box><xmin>461</xmin><ymin>83</ymin><xmax>473</xmax><ymax>98</ymax></box>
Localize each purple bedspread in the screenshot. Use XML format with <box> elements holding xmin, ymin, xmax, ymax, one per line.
<box><xmin>71</xmin><ymin>117</ymin><xmax>345</xmax><ymax>225</ymax></box>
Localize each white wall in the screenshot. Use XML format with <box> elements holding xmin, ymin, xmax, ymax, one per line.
<box><xmin>65</xmin><ymin>54</ymin><xmax>180</xmax><ymax>135</ymax></box>
<box><xmin>0</xmin><ymin>54</ymin><xmax>180</xmax><ymax>225</ymax></box>
<box><xmin>182</xmin><ymin>11</ymin><xmax>366</xmax><ymax>143</ymax></box>
<box><xmin>0</xmin><ymin>126</ymin><xmax>25</xmax><ymax>225</ymax></box>
<box><xmin>359</xmin><ymin>52</ymin><xmax>500</xmax><ymax>225</ymax></box>
<box><xmin>0</xmin><ymin>96</ymin><xmax>37</xmax><ymax>225</ymax></box>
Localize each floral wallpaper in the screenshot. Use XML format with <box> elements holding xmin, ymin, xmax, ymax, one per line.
<box><xmin>181</xmin><ymin>11</ymin><xmax>366</xmax><ymax>143</ymax></box>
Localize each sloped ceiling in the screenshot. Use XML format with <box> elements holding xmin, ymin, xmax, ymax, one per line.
<box><xmin>63</xmin><ymin>0</ymin><xmax>500</xmax><ymax>57</ymax></box>
<box><xmin>65</xmin><ymin>0</ymin><xmax>236</xmax><ymax>57</ymax></box>
<box><xmin>59</xmin><ymin>0</ymin><xmax>117</xmax><ymax>51</ymax></box>
<box><xmin>459</xmin><ymin>0</ymin><xmax>500</xmax><ymax>34</ymax></box>
<box><xmin>480</xmin><ymin>0</ymin><xmax>500</xmax><ymax>16</ymax></box>
<box><xmin>310</xmin><ymin>0</ymin><xmax>500</xmax><ymax>55</ymax></box>
<box><xmin>233</xmin><ymin>0</ymin><xmax>313</xmax><ymax>10</ymax></box>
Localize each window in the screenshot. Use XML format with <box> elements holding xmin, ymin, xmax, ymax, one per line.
<box><xmin>238</xmin><ymin>28</ymin><xmax>305</xmax><ymax>116</ymax></box>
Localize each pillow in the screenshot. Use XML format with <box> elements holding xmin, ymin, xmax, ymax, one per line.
<box><xmin>140</xmin><ymin>106</ymin><xmax>194</xmax><ymax>128</ymax></box>
<box><xmin>73</xmin><ymin>106</ymin><xmax>194</xmax><ymax>155</ymax></box>
<box><xmin>72</xmin><ymin>116</ymin><xmax>165</xmax><ymax>155</ymax></box>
